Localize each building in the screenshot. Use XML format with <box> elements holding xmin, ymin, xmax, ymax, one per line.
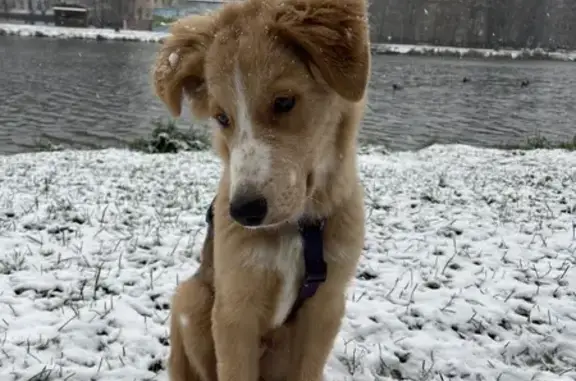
<box><xmin>3</xmin><ymin>0</ymin><xmax>165</xmax><ymax>29</ymax></box>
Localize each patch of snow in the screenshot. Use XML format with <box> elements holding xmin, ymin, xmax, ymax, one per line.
<box><xmin>0</xmin><ymin>22</ymin><xmax>168</xmax><ymax>42</ymax></box>
<box><xmin>1</xmin><ymin>23</ymin><xmax>575</xmax><ymax>61</ymax></box>
<box><xmin>372</xmin><ymin>43</ymin><xmax>576</xmax><ymax>62</ymax></box>
<box><xmin>168</xmin><ymin>51</ymin><xmax>179</xmax><ymax>68</ymax></box>
<box><xmin>0</xmin><ymin>145</ymin><xmax>575</xmax><ymax>380</ymax></box>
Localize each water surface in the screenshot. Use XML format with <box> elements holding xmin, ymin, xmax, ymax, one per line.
<box><xmin>1</xmin><ymin>36</ymin><xmax>575</xmax><ymax>154</ymax></box>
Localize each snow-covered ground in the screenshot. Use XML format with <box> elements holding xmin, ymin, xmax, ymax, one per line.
<box><xmin>0</xmin><ymin>145</ymin><xmax>575</xmax><ymax>381</ymax></box>
<box><xmin>0</xmin><ymin>22</ymin><xmax>168</xmax><ymax>42</ymax></box>
<box><xmin>371</xmin><ymin>43</ymin><xmax>576</xmax><ymax>62</ymax></box>
<box><xmin>1</xmin><ymin>22</ymin><xmax>575</xmax><ymax>61</ymax></box>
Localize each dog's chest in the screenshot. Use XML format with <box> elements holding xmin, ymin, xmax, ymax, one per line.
<box><xmin>247</xmin><ymin>234</ymin><xmax>304</xmax><ymax>328</ymax></box>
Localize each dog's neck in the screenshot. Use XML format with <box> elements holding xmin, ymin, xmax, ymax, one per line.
<box><xmin>304</xmin><ymin>105</ymin><xmax>362</xmax><ymax>221</ymax></box>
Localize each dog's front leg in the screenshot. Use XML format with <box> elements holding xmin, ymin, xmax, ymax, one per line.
<box><xmin>211</xmin><ymin>274</ymin><xmax>266</xmax><ymax>381</ymax></box>
<box><xmin>288</xmin><ymin>286</ymin><xmax>347</xmax><ymax>381</ymax></box>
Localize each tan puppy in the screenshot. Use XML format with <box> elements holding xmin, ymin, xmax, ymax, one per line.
<box><xmin>152</xmin><ymin>0</ymin><xmax>371</xmax><ymax>380</ymax></box>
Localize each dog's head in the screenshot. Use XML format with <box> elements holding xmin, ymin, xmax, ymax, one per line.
<box><xmin>153</xmin><ymin>0</ymin><xmax>370</xmax><ymax>228</ymax></box>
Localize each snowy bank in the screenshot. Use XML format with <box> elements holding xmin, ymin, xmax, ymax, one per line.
<box><xmin>0</xmin><ymin>22</ymin><xmax>168</xmax><ymax>42</ymax></box>
<box><xmin>2</xmin><ymin>22</ymin><xmax>575</xmax><ymax>61</ymax></box>
<box><xmin>372</xmin><ymin>42</ymin><xmax>576</xmax><ymax>62</ymax></box>
<box><xmin>0</xmin><ymin>145</ymin><xmax>576</xmax><ymax>381</ymax></box>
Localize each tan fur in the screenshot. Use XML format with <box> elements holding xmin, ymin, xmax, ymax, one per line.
<box><xmin>153</xmin><ymin>0</ymin><xmax>370</xmax><ymax>380</ymax></box>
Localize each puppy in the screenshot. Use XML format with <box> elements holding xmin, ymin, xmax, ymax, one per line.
<box><xmin>152</xmin><ymin>0</ymin><xmax>371</xmax><ymax>380</ymax></box>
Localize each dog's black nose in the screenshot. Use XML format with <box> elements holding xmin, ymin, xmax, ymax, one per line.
<box><xmin>229</xmin><ymin>194</ymin><xmax>268</xmax><ymax>227</ymax></box>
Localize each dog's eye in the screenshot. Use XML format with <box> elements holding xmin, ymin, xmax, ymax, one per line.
<box><xmin>273</xmin><ymin>96</ymin><xmax>296</xmax><ymax>114</ymax></box>
<box><xmin>215</xmin><ymin>112</ymin><xmax>231</xmax><ymax>127</ymax></box>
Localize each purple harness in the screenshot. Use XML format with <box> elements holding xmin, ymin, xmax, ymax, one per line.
<box><xmin>205</xmin><ymin>198</ymin><xmax>327</xmax><ymax>323</ymax></box>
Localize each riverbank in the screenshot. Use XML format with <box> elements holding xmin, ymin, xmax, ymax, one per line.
<box><xmin>0</xmin><ymin>145</ymin><xmax>575</xmax><ymax>380</ymax></box>
<box><xmin>1</xmin><ymin>22</ymin><xmax>575</xmax><ymax>61</ymax></box>
<box><xmin>36</xmin><ymin>118</ymin><xmax>576</xmax><ymax>155</ymax></box>
<box><xmin>0</xmin><ymin>22</ymin><xmax>166</xmax><ymax>42</ymax></box>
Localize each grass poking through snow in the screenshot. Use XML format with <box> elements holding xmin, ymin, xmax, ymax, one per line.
<box><xmin>0</xmin><ymin>145</ymin><xmax>575</xmax><ymax>380</ymax></box>
<box><xmin>128</xmin><ymin>119</ymin><xmax>211</xmax><ymax>154</ymax></box>
<box><xmin>500</xmin><ymin>134</ymin><xmax>576</xmax><ymax>151</ymax></box>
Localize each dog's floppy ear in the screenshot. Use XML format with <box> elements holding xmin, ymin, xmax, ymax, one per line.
<box><xmin>153</xmin><ymin>14</ymin><xmax>215</xmax><ymax>118</ymax></box>
<box><xmin>273</xmin><ymin>0</ymin><xmax>370</xmax><ymax>102</ymax></box>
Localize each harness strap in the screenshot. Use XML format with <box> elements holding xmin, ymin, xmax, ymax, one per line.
<box><xmin>285</xmin><ymin>218</ymin><xmax>327</xmax><ymax>322</ymax></box>
<box><xmin>204</xmin><ymin>198</ymin><xmax>326</xmax><ymax>323</ymax></box>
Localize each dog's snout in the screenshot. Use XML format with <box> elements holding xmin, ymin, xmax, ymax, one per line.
<box><xmin>229</xmin><ymin>193</ymin><xmax>268</xmax><ymax>227</ymax></box>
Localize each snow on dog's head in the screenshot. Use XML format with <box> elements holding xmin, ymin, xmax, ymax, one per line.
<box><xmin>153</xmin><ymin>0</ymin><xmax>370</xmax><ymax>227</ymax></box>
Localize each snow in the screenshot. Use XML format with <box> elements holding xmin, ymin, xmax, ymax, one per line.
<box><xmin>0</xmin><ymin>23</ymin><xmax>168</xmax><ymax>42</ymax></box>
<box><xmin>0</xmin><ymin>145</ymin><xmax>575</xmax><ymax>380</ymax></box>
<box><xmin>1</xmin><ymin>22</ymin><xmax>576</xmax><ymax>61</ymax></box>
<box><xmin>371</xmin><ymin>43</ymin><xmax>576</xmax><ymax>62</ymax></box>
<box><xmin>168</xmin><ymin>52</ymin><xmax>179</xmax><ymax>68</ymax></box>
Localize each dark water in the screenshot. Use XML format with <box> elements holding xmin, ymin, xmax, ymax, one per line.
<box><xmin>1</xmin><ymin>35</ymin><xmax>575</xmax><ymax>155</ymax></box>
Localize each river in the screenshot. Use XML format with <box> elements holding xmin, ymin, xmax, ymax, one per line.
<box><xmin>1</xmin><ymin>35</ymin><xmax>575</xmax><ymax>155</ymax></box>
